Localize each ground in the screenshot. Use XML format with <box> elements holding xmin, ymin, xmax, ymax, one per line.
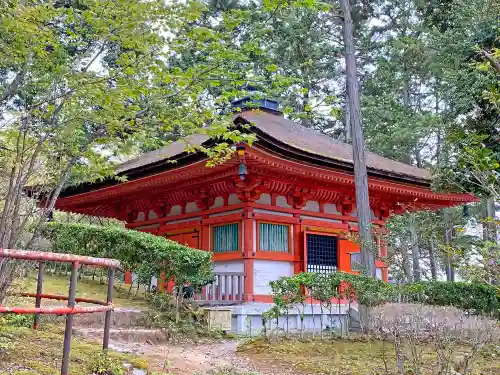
<box><xmin>2</xmin><ymin>275</ymin><xmax>499</xmax><ymax>375</ymax></box>
<box><xmin>11</xmin><ymin>272</ymin><xmax>148</xmax><ymax>309</ymax></box>
<box><xmin>0</xmin><ymin>324</ymin><xmax>148</xmax><ymax>375</ymax></box>
<box><xmin>239</xmin><ymin>338</ymin><xmax>500</xmax><ymax>375</ymax></box>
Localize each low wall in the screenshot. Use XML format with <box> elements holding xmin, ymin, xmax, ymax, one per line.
<box><xmin>211</xmin><ymin>303</ymin><xmax>351</xmax><ymax>335</ymax></box>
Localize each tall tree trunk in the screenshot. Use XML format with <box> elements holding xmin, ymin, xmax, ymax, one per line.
<box><xmin>409</xmin><ymin>215</ymin><xmax>421</xmax><ymax>282</ymax></box>
<box><xmin>401</xmin><ymin>246</ymin><xmax>413</xmax><ymax>283</ymax></box>
<box><xmin>340</xmin><ymin>0</ymin><xmax>375</xmax><ymax>277</ymax></box>
<box><xmin>345</xmin><ymin>87</ymin><xmax>351</xmax><ymax>143</ymax></box>
<box><xmin>429</xmin><ymin>234</ymin><xmax>438</xmax><ymax>281</ymax></box>
<box><xmin>485</xmin><ymin>197</ymin><xmax>497</xmax><ymax>242</ymax></box>
<box><xmin>340</xmin><ymin>0</ymin><xmax>375</xmax><ymax>332</ymax></box>
<box><xmin>444</xmin><ymin>226</ymin><xmax>455</xmax><ymax>282</ymax></box>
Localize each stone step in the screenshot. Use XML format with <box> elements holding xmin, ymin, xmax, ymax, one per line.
<box><xmin>45</xmin><ymin>307</ymin><xmax>148</xmax><ymax>328</ymax></box>
<box><xmin>73</xmin><ymin>327</ymin><xmax>169</xmax><ymax>344</ymax></box>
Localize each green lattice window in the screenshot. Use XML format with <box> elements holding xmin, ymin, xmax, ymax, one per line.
<box><xmin>259</xmin><ymin>223</ymin><xmax>289</xmax><ymax>252</ymax></box>
<box><xmin>213</xmin><ymin>223</ymin><xmax>239</xmax><ymax>253</ymax></box>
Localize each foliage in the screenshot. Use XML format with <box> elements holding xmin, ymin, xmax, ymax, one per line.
<box><xmin>398</xmin><ymin>281</ymin><xmax>499</xmax><ymax>318</ymax></box>
<box><xmin>0</xmin><ymin>0</ymin><xmax>307</xmax><ymax>256</ymax></box>
<box><xmin>240</xmin><ymin>332</ymin><xmax>500</xmax><ymax>375</ymax></box>
<box><xmin>265</xmin><ymin>271</ymin><xmax>390</xmax><ymax>338</ymax></box>
<box><xmin>370</xmin><ymin>304</ymin><xmax>500</xmax><ymax>375</ymax></box>
<box><xmin>146</xmin><ymin>292</ymin><xmax>222</xmax><ymax>339</ymax></box>
<box><xmin>0</xmin><ymin>314</ymin><xmax>32</xmax><ymax>328</ymax></box>
<box><xmin>0</xmin><ymin>325</ymin><xmax>148</xmax><ymax>374</ymax></box>
<box><xmin>89</xmin><ymin>351</ymin><xmax>126</xmax><ymax>375</ymax></box>
<box><xmin>41</xmin><ymin>222</ymin><xmax>214</xmax><ymax>290</ymax></box>
<box><xmin>265</xmin><ymin>272</ymin><xmax>498</xmax><ymax>340</ymax></box>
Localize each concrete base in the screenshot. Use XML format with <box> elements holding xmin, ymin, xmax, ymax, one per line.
<box><xmin>209</xmin><ymin>302</ymin><xmax>353</xmax><ymax>335</ymax></box>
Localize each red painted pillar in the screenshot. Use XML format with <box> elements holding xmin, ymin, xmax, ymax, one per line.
<box><xmin>293</xmin><ymin>216</ymin><xmax>302</xmax><ymax>274</ymax></box>
<box><xmin>124</xmin><ymin>271</ymin><xmax>133</xmax><ymax>285</ymax></box>
<box><xmin>201</xmin><ymin>219</ymin><xmax>210</xmax><ymax>251</ymax></box>
<box><xmin>243</xmin><ymin>207</ymin><xmax>254</xmax><ymax>302</ymax></box>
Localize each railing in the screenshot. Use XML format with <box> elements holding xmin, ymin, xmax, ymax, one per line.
<box><xmin>194</xmin><ymin>272</ymin><xmax>245</xmax><ymax>305</ymax></box>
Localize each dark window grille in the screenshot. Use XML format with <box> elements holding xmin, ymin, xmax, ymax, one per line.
<box><xmin>306</xmin><ymin>234</ymin><xmax>338</xmax><ymax>274</ymax></box>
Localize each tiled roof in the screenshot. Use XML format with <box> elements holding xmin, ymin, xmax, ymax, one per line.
<box><xmin>116</xmin><ymin>109</ymin><xmax>430</xmax><ymax>182</ymax></box>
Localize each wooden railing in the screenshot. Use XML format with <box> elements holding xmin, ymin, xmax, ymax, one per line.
<box><xmin>194</xmin><ymin>272</ymin><xmax>245</xmax><ymax>305</ymax></box>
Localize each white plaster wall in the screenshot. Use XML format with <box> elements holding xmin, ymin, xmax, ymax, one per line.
<box><xmin>134</xmin><ymin>212</ymin><xmax>145</xmax><ymax>222</ymax></box>
<box><xmin>300</xmin><ymin>214</ymin><xmax>342</xmax><ymax>223</ymax></box>
<box><xmin>210</xmin><ymin>196</ymin><xmax>224</xmax><ymax>209</ymax></box>
<box><xmin>134</xmin><ymin>223</ymin><xmax>160</xmax><ymax>231</ymax></box>
<box><xmin>276</xmin><ymin>195</ymin><xmax>291</xmax><ymax>208</ymax></box>
<box><xmin>168</xmin><ymin>216</ymin><xmax>201</xmax><ymax>224</ymax></box>
<box><xmin>254</xmin><ymin>260</ymin><xmax>294</xmax><ymax>295</ymax></box>
<box><xmin>254</xmin><ymin>208</ymin><xmax>293</xmax><ymax>217</ymax></box>
<box><xmin>304</xmin><ymin>200</ymin><xmax>320</xmax><ymax>212</ymax></box>
<box><xmin>210</xmin><ymin>209</ymin><xmax>244</xmax><ymax>217</ymax></box>
<box><xmin>255</xmin><ymin>193</ymin><xmax>271</xmax><ymax>205</ymax></box>
<box><xmin>214</xmin><ymin>260</ymin><xmax>244</xmax><ymax>273</ymax></box>
<box><xmin>147</xmin><ymin>210</ymin><xmax>158</xmax><ymax>220</ymax></box>
<box><xmin>324</xmin><ymin>203</ymin><xmax>341</xmax><ymax>215</ymax></box>
<box><xmin>168</xmin><ymin>205</ymin><xmax>182</xmax><ymax>216</ymax></box>
<box><xmin>228</xmin><ymin>193</ymin><xmax>241</xmax><ymax>205</ymax></box>
<box><xmin>185</xmin><ymin>202</ymin><xmax>200</xmax><ymax>214</ymax></box>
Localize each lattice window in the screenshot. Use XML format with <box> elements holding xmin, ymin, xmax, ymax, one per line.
<box><xmin>306</xmin><ymin>234</ymin><xmax>338</xmax><ymax>274</ymax></box>
<box><xmin>259</xmin><ymin>223</ymin><xmax>289</xmax><ymax>252</ymax></box>
<box><xmin>376</xmin><ymin>268</ymin><xmax>383</xmax><ymax>280</ymax></box>
<box><xmin>213</xmin><ymin>223</ymin><xmax>239</xmax><ymax>253</ymax></box>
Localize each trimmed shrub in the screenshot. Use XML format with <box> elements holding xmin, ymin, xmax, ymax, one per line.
<box><xmin>41</xmin><ymin>222</ymin><xmax>214</xmax><ymax>290</ymax></box>
<box><xmin>399</xmin><ymin>281</ymin><xmax>499</xmax><ymax>318</ymax></box>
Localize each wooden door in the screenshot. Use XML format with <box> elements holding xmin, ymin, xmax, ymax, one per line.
<box><xmin>167</xmin><ymin>231</ymin><xmax>199</xmax><ymax>249</ymax></box>
<box><xmin>160</xmin><ymin>230</ymin><xmax>200</xmax><ymax>292</ymax></box>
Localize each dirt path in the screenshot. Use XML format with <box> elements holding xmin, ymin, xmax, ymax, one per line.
<box><xmin>76</xmin><ymin>328</ymin><xmax>297</xmax><ymax>375</ymax></box>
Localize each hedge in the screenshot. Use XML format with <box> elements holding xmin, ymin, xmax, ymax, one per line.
<box><xmin>41</xmin><ymin>222</ymin><xmax>214</xmax><ymax>288</ymax></box>
<box><xmin>269</xmin><ymin>272</ymin><xmax>499</xmax><ymax>319</ymax></box>
<box><xmin>399</xmin><ymin>281</ymin><xmax>499</xmax><ymax>318</ymax></box>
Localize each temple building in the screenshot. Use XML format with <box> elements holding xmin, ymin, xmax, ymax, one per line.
<box><xmin>54</xmin><ymin>100</ymin><xmax>475</xmax><ymax>331</ymax></box>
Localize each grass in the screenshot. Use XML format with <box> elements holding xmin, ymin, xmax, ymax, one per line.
<box><xmin>9</xmin><ymin>272</ymin><xmax>149</xmax><ymax>309</ymax></box>
<box><xmin>239</xmin><ymin>337</ymin><xmax>500</xmax><ymax>375</ymax></box>
<box><xmin>0</xmin><ymin>324</ymin><xmax>149</xmax><ymax>375</ymax></box>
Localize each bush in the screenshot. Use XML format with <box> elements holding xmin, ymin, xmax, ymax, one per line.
<box><xmin>147</xmin><ymin>292</ymin><xmax>219</xmax><ymax>338</ymax></box>
<box><xmin>369</xmin><ymin>304</ymin><xmax>500</xmax><ymax>375</ymax></box>
<box><xmin>89</xmin><ymin>351</ymin><xmax>126</xmax><ymax>375</ymax></box>
<box><xmin>41</xmin><ymin>222</ymin><xmax>214</xmax><ymax>290</ymax></box>
<box><xmin>398</xmin><ymin>281</ymin><xmax>499</xmax><ymax>318</ymax></box>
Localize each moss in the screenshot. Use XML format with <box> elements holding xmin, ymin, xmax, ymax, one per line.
<box><xmin>10</xmin><ymin>273</ymin><xmax>148</xmax><ymax>309</ymax></box>
<box><xmin>239</xmin><ymin>338</ymin><xmax>500</xmax><ymax>375</ymax></box>
<box><xmin>0</xmin><ymin>325</ymin><xmax>149</xmax><ymax>375</ymax></box>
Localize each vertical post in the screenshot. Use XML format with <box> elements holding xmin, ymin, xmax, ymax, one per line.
<box><xmin>239</xmin><ymin>275</ymin><xmax>244</xmax><ymax>301</ymax></box>
<box><xmin>103</xmin><ymin>267</ymin><xmax>114</xmax><ymax>350</ymax></box>
<box><xmin>61</xmin><ymin>261</ymin><xmax>78</xmax><ymax>375</ymax></box>
<box><xmin>33</xmin><ymin>261</ymin><xmax>45</xmax><ymax>329</ymax></box>
<box><xmin>243</xmin><ymin>207</ymin><xmax>254</xmax><ymax>302</ymax></box>
<box><xmin>217</xmin><ymin>274</ymin><xmax>222</xmax><ymax>301</ymax></box>
<box><xmin>225</xmin><ymin>274</ymin><xmax>230</xmax><ymax>301</ymax></box>
<box><xmin>231</xmin><ymin>275</ymin><xmax>236</xmax><ymax>302</ymax></box>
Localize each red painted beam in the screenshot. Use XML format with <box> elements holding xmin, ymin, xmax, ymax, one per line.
<box><xmin>0</xmin><ymin>305</ymin><xmax>112</xmax><ymax>315</ymax></box>
<box><xmin>0</xmin><ymin>248</ymin><xmax>120</xmax><ymax>268</ymax></box>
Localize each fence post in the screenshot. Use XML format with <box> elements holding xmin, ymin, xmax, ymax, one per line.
<box><xmin>33</xmin><ymin>261</ymin><xmax>45</xmax><ymax>329</ymax></box>
<box><xmin>61</xmin><ymin>261</ymin><xmax>78</xmax><ymax>375</ymax></box>
<box><xmin>103</xmin><ymin>267</ymin><xmax>114</xmax><ymax>350</ymax></box>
